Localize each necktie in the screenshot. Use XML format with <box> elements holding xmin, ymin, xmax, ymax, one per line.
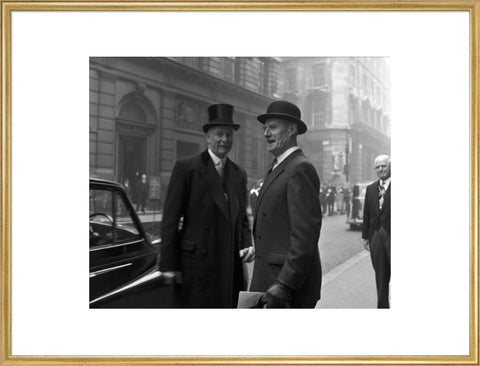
<box><xmin>216</xmin><ymin>160</ymin><xmax>224</xmax><ymax>178</ymax></box>
<box><xmin>268</xmin><ymin>158</ymin><xmax>278</xmax><ymax>173</ymax></box>
<box><xmin>378</xmin><ymin>181</ymin><xmax>386</xmax><ymax>209</ymax></box>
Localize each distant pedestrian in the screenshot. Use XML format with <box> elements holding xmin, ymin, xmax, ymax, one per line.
<box><xmin>319</xmin><ymin>186</ymin><xmax>327</xmax><ymax>217</ymax></box>
<box><xmin>351</xmin><ymin>184</ymin><xmax>361</xmax><ymax>219</ymax></box>
<box><xmin>336</xmin><ymin>187</ymin><xmax>344</xmax><ymax>213</ymax></box>
<box><xmin>136</xmin><ymin>174</ymin><xmax>149</xmax><ymax>213</ymax></box>
<box><xmin>131</xmin><ymin>171</ymin><xmax>140</xmax><ymax>205</ymax></box>
<box><xmin>327</xmin><ymin>186</ymin><xmax>336</xmax><ymax>215</ymax></box>
<box><xmin>343</xmin><ymin>186</ymin><xmax>351</xmax><ymax>216</ymax></box>
<box><xmin>120</xmin><ymin>178</ymin><xmax>132</xmax><ymax>215</ymax></box>
<box><xmin>123</xmin><ymin>177</ymin><xmax>132</xmax><ymax>198</ymax></box>
<box><xmin>362</xmin><ymin>155</ymin><xmax>391</xmax><ymax>308</ymax></box>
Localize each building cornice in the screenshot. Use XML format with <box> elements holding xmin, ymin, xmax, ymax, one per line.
<box><xmin>91</xmin><ymin>57</ymin><xmax>275</xmax><ymax>112</ymax></box>
<box><xmin>145</xmin><ymin>57</ymin><xmax>274</xmax><ymax>104</ymax></box>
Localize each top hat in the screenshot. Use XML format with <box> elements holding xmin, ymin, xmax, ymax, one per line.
<box><xmin>257</xmin><ymin>100</ymin><xmax>307</xmax><ymax>135</ymax></box>
<box><xmin>202</xmin><ymin>104</ymin><xmax>240</xmax><ymax>133</ymax></box>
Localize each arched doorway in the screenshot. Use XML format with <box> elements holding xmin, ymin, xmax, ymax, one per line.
<box><xmin>116</xmin><ymin>97</ymin><xmax>157</xmax><ymax>203</ymax></box>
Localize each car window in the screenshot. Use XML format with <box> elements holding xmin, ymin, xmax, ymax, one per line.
<box><xmin>90</xmin><ymin>188</ymin><xmax>141</xmax><ymax>248</ymax></box>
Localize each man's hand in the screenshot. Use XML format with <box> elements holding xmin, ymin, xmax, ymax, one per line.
<box><xmin>162</xmin><ymin>271</ymin><xmax>183</xmax><ymax>285</ymax></box>
<box><xmin>261</xmin><ymin>282</ymin><xmax>292</xmax><ymax>308</ymax></box>
<box><xmin>363</xmin><ymin>239</ymin><xmax>370</xmax><ymax>251</ymax></box>
<box><xmin>239</xmin><ymin>246</ymin><xmax>255</xmax><ymax>263</ymax></box>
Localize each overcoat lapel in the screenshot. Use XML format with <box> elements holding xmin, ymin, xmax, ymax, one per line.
<box><xmin>225</xmin><ymin>160</ymin><xmax>240</xmax><ymax>226</ymax></box>
<box><xmin>373</xmin><ymin>181</ymin><xmax>381</xmax><ymax>215</ymax></box>
<box><xmin>200</xmin><ymin>151</ymin><xmax>230</xmax><ymax>221</ymax></box>
<box><xmin>254</xmin><ymin>149</ymin><xmax>303</xmax><ymax>224</ymax></box>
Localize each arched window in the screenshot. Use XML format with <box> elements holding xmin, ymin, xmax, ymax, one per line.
<box><xmin>118</xmin><ymin>102</ymin><xmax>147</xmax><ymax>122</ymax></box>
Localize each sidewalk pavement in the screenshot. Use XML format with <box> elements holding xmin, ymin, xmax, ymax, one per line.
<box><xmin>136</xmin><ymin>211</ymin><xmax>162</xmax><ymax>223</ymax></box>
<box><xmin>316</xmin><ymin>250</ymin><xmax>377</xmax><ymax>309</ymax></box>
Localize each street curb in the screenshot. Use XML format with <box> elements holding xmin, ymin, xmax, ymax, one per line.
<box><xmin>322</xmin><ymin>250</ymin><xmax>370</xmax><ymax>287</ymax></box>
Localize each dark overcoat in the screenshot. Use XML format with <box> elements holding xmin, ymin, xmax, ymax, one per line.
<box><xmin>159</xmin><ymin>150</ymin><xmax>252</xmax><ymax>308</ymax></box>
<box><xmin>362</xmin><ymin>181</ymin><xmax>391</xmax><ymax>241</ymax></box>
<box><xmin>249</xmin><ymin>149</ymin><xmax>323</xmax><ymax>308</ymax></box>
<box><xmin>362</xmin><ymin>180</ymin><xmax>391</xmax><ymax>308</ymax></box>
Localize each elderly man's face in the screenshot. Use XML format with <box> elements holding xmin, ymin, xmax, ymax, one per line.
<box><xmin>263</xmin><ymin>118</ymin><xmax>296</xmax><ymax>157</ymax></box>
<box><xmin>375</xmin><ymin>156</ymin><xmax>391</xmax><ymax>181</ymax></box>
<box><xmin>206</xmin><ymin>126</ymin><xmax>234</xmax><ymax>159</ymax></box>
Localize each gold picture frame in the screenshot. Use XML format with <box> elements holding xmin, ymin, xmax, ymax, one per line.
<box><xmin>1</xmin><ymin>1</ymin><xmax>479</xmax><ymax>365</ymax></box>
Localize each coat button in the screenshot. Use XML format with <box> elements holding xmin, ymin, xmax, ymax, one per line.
<box><xmin>258</xmin><ymin>235</ymin><xmax>262</xmax><ymax>240</ymax></box>
<box><xmin>202</xmin><ymin>249</ymin><xmax>207</xmax><ymax>255</ymax></box>
<box><xmin>202</xmin><ymin>225</ymin><xmax>207</xmax><ymax>230</ymax></box>
<box><xmin>262</xmin><ymin>211</ymin><xmax>266</xmax><ymax>216</ymax></box>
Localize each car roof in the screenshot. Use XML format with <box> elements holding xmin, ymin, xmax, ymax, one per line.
<box><xmin>90</xmin><ymin>177</ymin><xmax>123</xmax><ymax>189</ymax></box>
<box><xmin>354</xmin><ymin>181</ymin><xmax>374</xmax><ymax>187</ymax></box>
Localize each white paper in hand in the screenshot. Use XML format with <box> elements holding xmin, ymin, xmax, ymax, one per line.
<box><xmin>237</xmin><ymin>291</ymin><xmax>264</xmax><ymax>308</ymax></box>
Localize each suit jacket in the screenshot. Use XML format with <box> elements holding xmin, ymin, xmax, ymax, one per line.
<box><xmin>159</xmin><ymin>150</ymin><xmax>252</xmax><ymax>308</ymax></box>
<box><xmin>362</xmin><ymin>180</ymin><xmax>391</xmax><ymax>241</ymax></box>
<box><xmin>249</xmin><ymin>149</ymin><xmax>322</xmax><ymax>307</ymax></box>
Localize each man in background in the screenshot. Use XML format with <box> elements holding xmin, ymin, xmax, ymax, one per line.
<box><xmin>136</xmin><ymin>174</ymin><xmax>149</xmax><ymax>213</ymax></box>
<box><xmin>362</xmin><ymin>155</ymin><xmax>391</xmax><ymax>308</ymax></box>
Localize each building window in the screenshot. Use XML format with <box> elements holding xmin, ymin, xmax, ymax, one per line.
<box><xmin>234</xmin><ymin>58</ymin><xmax>242</xmax><ymax>84</ymax></box>
<box><xmin>312</xmin><ymin>94</ymin><xmax>327</xmax><ymax>127</ymax></box>
<box><xmin>119</xmin><ymin>102</ymin><xmax>146</xmax><ymax>122</ymax></box>
<box><xmin>349</xmin><ymin>96</ymin><xmax>357</xmax><ymax>124</ymax></box>
<box><xmin>362</xmin><ymin>100</ymin><xmax>368</xmax><ymax>124</ymax></box>
<box><xmin>311</xmin><ymin>63</ymin><xmax>326</xmax><ymax>87</ymax></box>
<box><xmin>375</xmin><ymin>85</ymin><xmax>380</xmax><ymax>105</ymax></box>
<box><xmin>222</xmin><ymin>57</ymin><xmax>235</xmax><ymax>82</ymax></box>
<box><xmin>178</xmin><ymin>57</ymin><xmax>202</xmax><ymax>70</ymax></box>
<box><xmin>259</xmin><ymin>59</ymin><xmax>268</xmax><ymax>95</ymax></box>
<box><xmin>285</xmin><ymin>68</ymin><xmax>296</xmax><ymax>92</ymax></box>
<box><xmin>362</xmin><ymin>73</ymin><xmax>368</xmax><ymax>95</ymax></box>
<box><xmin>349</xmin><ymin>65</ymin><xmax>356</xmax><ymax>87</ymax></box>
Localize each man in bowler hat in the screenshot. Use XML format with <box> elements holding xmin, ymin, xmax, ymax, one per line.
<box><xmin>362</xmin><ymin>155</ymin><xmax>391</xmax><ymax>308</ymax></box>
<box><xmin>160</xmin><ymin>103</ymin><xmax>255</xmax><ymax>308</ymax></box>
<box><xmin>249</xmin><ymin>100</ymin><xmax>323</xmax><ymax>308</ymax></box>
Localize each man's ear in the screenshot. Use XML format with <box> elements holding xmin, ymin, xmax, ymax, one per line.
<box><xmin>289</xmin><ymin>123</ymin><xmax>298</xmax><ymax>136</ymax></box>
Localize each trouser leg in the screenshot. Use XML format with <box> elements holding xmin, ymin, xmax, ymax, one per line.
<box><xmin>369</xmin><ymin>227</ymin><xmax>391</xmax><ymax>308</ymax></box>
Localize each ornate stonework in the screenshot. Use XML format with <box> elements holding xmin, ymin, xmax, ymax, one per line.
<box><xmin>175</xmin><ymin>97</ymin><xmax>201</xmax><ymax>132</ymax></box>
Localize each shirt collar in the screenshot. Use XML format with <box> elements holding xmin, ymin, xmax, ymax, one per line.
<box><xmin>208</xmin><ymin>149</ymin><xmax>227</xmax><ymax>166</ymax></box>
<box><xmin>273</xmin><ymin>146</ymin><xmax>301</xmax><ymax>170</ymax></box>
<box><xmin>380</xmin><ymin>177</ymin><xmax>391</xmax><ymax>189</ymax></box>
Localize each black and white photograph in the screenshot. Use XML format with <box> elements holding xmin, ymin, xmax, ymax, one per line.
<box><xmin>3</xmin><ymin>5</ymin><xmax>475</xmax><ymax>363</ymax></box>
<box><xmin>89</xmin><ymin>56</ymin><xmax>391</xmax><ymax>309</ymax></box>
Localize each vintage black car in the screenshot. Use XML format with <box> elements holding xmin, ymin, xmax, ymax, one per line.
<box><xmin>346</xmin><ymin>182</ymin><xmax>371</xmax><ymax>230</ymax></box>
<box><xmin>89</xmin><ymin>178</ymin><xmax>172</xmax><ymax>308</ymax></box>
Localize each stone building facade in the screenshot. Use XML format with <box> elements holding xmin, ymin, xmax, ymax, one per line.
<box><xmin>279</xmin><ymin>57</ymin><xmax>391</xmax><ymax>186</ymax></box>
<box><xmin>90</xmin><ymin>57</ymin><xmax>279</xmax><ymax>209</ymax></box>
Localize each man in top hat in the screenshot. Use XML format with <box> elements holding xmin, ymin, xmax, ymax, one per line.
<box><xmin>160</xmin><ymin>103</ymin><xmax>254</xmax><ymax>308</ymax></box>
<box><xmin>362</xmin><ymin>154</ymin><xmax>391</xmax><ymax>308</ymax></box>
<box><xmin>249</xmin><ymin>100</ymin><xmax>323</xmax><ymax>308</ymax></box>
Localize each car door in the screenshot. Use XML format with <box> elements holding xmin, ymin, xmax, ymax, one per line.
<box><xmin>89</xmin><ymin>182</ymin><xmax>168</xmax><ymax>308</ymax></box>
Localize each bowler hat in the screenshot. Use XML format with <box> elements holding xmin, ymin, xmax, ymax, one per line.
<box><xmin>257</xmin><ymin>100</ymin><xmax>307</xmax><ymax>135</ymax></box>
<box><xmin>202</xmin><ymin>103</ymin><xmax>240</xmax><ymax>133</ymax></box>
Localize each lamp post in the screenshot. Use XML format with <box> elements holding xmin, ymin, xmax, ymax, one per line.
<box><xmin>344</xmin><ymin>128</ymin><xmax>350</xmax><ymax>183</ymax></box>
